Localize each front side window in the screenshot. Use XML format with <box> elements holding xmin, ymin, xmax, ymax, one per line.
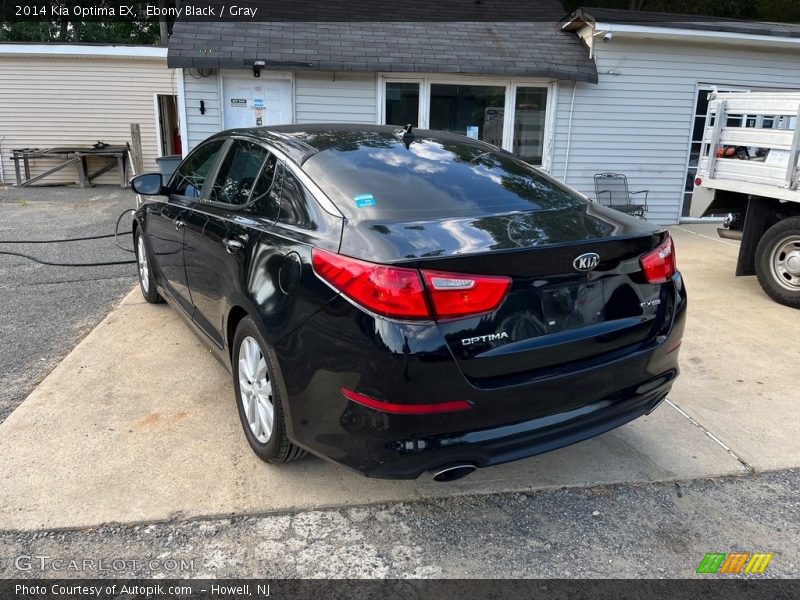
<box><xmin>208</xmin><ymin>140</ymin><xmax>270</xmax><ymax>205</ymax></box>
<box><xmin>170</xmin><ymin>140</ymin><xmax>225</xmax><ymax>198</ymax></box>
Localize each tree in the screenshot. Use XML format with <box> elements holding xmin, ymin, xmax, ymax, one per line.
<box><xmin>560</xmin><ymin>0</ymin><xmax>796</xmax><ymax>21</ymax></box>
<box><xmin>0</xmin><ymin>1</ymin><xmax>174</xmax><ymax>44</ymax></box>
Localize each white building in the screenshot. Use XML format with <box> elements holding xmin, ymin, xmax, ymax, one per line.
<box><xmin>167</xmin><ymin>6</ymin><xmax>800</xmax><ymax>224</ymax></box>
<box><xmin>560</xmin><ymin>8</ymin><xmax>800</xmax><ymax>222</ymax></box>
<box><xmin>0</xmin><ymin>43</ymin><xmax>178</xmax><ymax>186</ymax></box>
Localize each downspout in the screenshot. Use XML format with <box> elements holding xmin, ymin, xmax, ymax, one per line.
<box><xmin>562</xmin><ymin>81</ymin><xmax>578</xmax><ymax>182</ymax></box>
<box><xmin>176</xmin><ymin>68</ymin><xmax>189</xmax><ymax>158</ymax></box>
<box><xmin>0</xmin><ymin>136</ymin><xmax>5</xmax><ymax>184</ymax></box>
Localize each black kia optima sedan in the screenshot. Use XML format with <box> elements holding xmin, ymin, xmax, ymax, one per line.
<box><xmin>130</xmin><ymin>124</ymin><xmax>685</xmax><ymax>481</ymax></box>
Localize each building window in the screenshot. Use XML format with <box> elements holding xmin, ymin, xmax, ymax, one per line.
<box><xmin>385</xmin><ymin>82</ymin><xmax>420</xmax><ymax>127</ymax></box>
<box><xmin>380</xmin><ymin>77</ymin><xmax>552</xmax><ymax>168</ymax></box>
<box><xmin>512</xmin><ymin>87</ymin><xmax>548</xmax><ymax>165</ymax></box>
<box><xmin>429</xmin><ymin>84</ymin><xmax>506</xmax><ymax>146</ymax></box>
<box><xmin>155</xmin><ymin>94</ymin><xmax>180</xmax><ymax>156</ymax></box>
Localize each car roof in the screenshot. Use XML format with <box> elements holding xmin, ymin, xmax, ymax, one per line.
<box><xmin>209</xmin><ymin>124</ymin><xmax>499</xmax><ymax>166</ymax></box>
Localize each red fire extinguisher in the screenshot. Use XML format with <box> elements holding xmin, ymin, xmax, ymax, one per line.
<box><xmin>173</xmin><ymin>128</ymin><xmax>182</xmax><ymax>156</ymax></box>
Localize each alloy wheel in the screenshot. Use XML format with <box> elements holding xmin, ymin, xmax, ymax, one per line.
<box><xmin>238</xmin><ymin>336</ymin><xmax>274</xmax><ymax>443</ymax></box>
<box><xmin>137</xmin><ymin>236</ymin><xmax>149</xmax><ymax>293</ymax></box>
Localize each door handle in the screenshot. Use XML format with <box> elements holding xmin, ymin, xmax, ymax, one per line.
<box><xmin>223</xmin><ymin>238</ymin><xmax>244</xmax><ymax>254</ymax></box>
<box><xmin>174</xmin><ymin>218</ymin><xmax>186</xmax><ymax>230</ymax></box>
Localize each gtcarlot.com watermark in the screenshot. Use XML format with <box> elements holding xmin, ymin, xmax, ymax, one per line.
<box><xmin>15</xmin><ymin>554</ymin><xmax>195</xmax><ymax>574</ymax></box>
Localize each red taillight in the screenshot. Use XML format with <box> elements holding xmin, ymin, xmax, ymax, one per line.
<box><xmin>340</xmin><ymin>387</ymin><xmax>472</xmax><ymax>414</ymax></box>
<box><xmin>421</xmin><ymin>270</ymin><xmax>511</xmax><ymax>319</ymax></box>
<box><xmin>312</xmin><ymin>248</ymin><xmax>429</xmax><ymax>319</ymax></box>
<box><xmin>312</xmin><ymin>248</ymin><xmax>512</xmax><ymax>320</ymax></box>
<box><xmin>640</xmin><ymin>236</ymin><xmax>676</xmax><ymax>284</ymax></box>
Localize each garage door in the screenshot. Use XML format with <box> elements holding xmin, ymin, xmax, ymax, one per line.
<box><xmin>223</xmin><ymin>77</ymin><xmax>292</xmax><ymax>129</ymax></box>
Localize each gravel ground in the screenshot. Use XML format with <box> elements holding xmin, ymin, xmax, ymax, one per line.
<box><xmin>0</xmin><ymin>469</ymin><xmax>797</xmax><ymax>579</ymax></box>
<box><xmin>0</xmin><ymin>186</ymin><xmax>138</xmax><ymax>424</ymax></box>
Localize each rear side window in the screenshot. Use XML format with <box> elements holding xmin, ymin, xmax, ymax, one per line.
<box><xmin>208</xmin><ymin>140</ymin><xmax>269</xmax><ymax>206</ymax></box>
<box><xmin>303</xmin><ymin>138</ymin><xmax>585</xmax><ymax>219</ymax></box>
<box><xmin>247</xmin><ymin>155</ymin><xmax>281</xmax><ymax>221</ymax></box>
<box><xmin>278</xmin><ymin>167</ymin><xmax>316</xmax><ymax>229</ymax></box>
<box><xmin>170</xmin><ymin>140</ymin><xmax>225</xmax><ymax>198</ymax></box>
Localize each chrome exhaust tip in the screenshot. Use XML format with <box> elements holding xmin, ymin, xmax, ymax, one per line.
<box><xmin>429</xmin><ymin>463</ymin><xmax>477</xmax><ymax>482</ymax></box>
<box><xmin>646</xmin><ymin>394</ymin><xmax>668</xmax><ymax>415</ymax></box>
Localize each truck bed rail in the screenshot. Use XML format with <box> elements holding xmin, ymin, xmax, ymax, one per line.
<box><xmin>695</xmin><ymin>92</ymin><xmax>800</xmax><ymax>204</ymax></box>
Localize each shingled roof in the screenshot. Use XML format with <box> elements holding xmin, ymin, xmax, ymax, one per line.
<box><xmin>563</xmin><ymin>7</ymin><xmax>800</xmax><ymax>38</ymax></box>
<box><xmin>167</xmin><ymin>1</ymin><xmax>598</xmax><ymax>83</ymax></box>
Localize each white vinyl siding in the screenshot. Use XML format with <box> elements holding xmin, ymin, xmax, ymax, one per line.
<box><xmin>295</xmin><ymin>71</ymin><xmax>377</xmax><ymax>124</ymax></box>
<box><xmin>183</xmin><ymin>71</ymin><xmax>222</xmax><ymax>152</ymax></box>
<box><xmin>550</xmin><ymin>38</ymin><xmax>800</xmax><ymax>224</ymax></box>
<box><xmin>0</xmin><ymin>55</ymin><xmax>175</xmax><ymax>185</ymax></box>
<box><xmin>182</xmin><ymin>70</ymin><xmax>377</xmax><ymax>153</ymax></box>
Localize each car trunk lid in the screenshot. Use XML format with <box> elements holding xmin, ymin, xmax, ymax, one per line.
<box><xmin>340</xmin><ymin>206</ymin><xmax>670</xmax><ymax>383</ymax></box>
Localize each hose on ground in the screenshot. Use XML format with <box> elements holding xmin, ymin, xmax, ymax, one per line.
<box><xmin>0</xmin><ymin>208</ymin><xmax>138</xmax><ymax>267</ymax></box>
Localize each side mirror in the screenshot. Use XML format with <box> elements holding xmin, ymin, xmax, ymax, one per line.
<box><xmin>130</xmin><ymin>173</ymin><xmax>166</xmax><ymax>196</ymax></box>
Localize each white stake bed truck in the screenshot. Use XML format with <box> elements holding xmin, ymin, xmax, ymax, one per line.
<box><xmin>692</xmin><ymin>91</ymin><xmax>800</xmax><ymax>308</ymax></box>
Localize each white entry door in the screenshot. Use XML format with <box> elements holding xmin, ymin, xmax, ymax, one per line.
<box><xmin>223</xmin><ymin>77</ymin><xmax>292</xmax><ymax>129</ymax></box>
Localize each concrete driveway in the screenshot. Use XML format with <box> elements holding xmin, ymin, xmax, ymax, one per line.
<box><xmin>0</xmin><ymin>224</ymin><xmax>796</xmax><ymax>531</ymax></box>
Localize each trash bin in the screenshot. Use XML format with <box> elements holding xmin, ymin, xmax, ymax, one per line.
<box><xmin>155</xmin><ymin>155</ymin><xmax>182</xmax><ymax>180</ymax></box>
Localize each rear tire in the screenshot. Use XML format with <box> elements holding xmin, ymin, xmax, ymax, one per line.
<box><xmin>755</xmin><ymin>217</ymin><xmax>800</xmax><ymax>309</ymax></box>
<box><xmin>134</xmin><ymin>231</ymin><xmax>163</xmax><ymax>304</ymax></box>
<box><xmin>232</xmin><ymin>316</ymin><xmax>307</xmax><ymax>464</ymax></box>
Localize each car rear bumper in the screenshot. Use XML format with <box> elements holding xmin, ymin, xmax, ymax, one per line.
<box><xmin>357</xmin><ymin>372</ymin><xmax>672</xmax><ymax>478</ymax></box>
<box><xmin>272</xmin><ymin>275</ymin><xmax>686</xmax><ymax>479</ymax></box>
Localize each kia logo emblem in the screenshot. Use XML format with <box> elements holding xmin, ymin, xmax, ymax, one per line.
<box><xmin>573</xmin><ymin>252</ymin><xmax>600</xmax><ymax>272</ymax></box>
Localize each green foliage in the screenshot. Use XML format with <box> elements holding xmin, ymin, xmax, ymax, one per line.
<box><xmin>0</xmin><ymin>1</ymin><xmax>171</xmax><ymax>44</ymax></box>
<box><xmin>561</xmin><ymin>0</ymin><xmax>796</xmax><ymax>21</ymax></box>
<box><xmin>76</xmin><ymin>21</ymin><xmax>162</xmax><ymax>44</ymax></box>
<box><xmin>0</xmin><ymin>21</ymin><xmax>55</xmax><ymax>42</ymax></box>
<box><xmin>754</xmin><ymin>0</ymin><xmax>800</xmax><ymax>23</ymax></box>
<box><xmin>0</xmin><ymin>20</ymin><xmax>162</xmax><ymax>43</ymax></box>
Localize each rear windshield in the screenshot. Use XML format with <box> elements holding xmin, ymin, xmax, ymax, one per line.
<box><xmin>302</xmin><ymin>137</ymin><xmax>585</xmax><ymax>219</ymax></box>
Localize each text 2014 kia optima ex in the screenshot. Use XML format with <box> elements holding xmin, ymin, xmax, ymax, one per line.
<box><xmin>130</xmin><ymin>124</ymin><xmax>686</xmax><ymax>481</ymax></box>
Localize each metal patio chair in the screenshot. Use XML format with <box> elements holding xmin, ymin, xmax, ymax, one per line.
<box><xmin>593</xmin><ymin>173</ymin><xmax>649</xmax><ymax>219</ymax></box>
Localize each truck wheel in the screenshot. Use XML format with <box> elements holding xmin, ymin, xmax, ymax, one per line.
<box><xmin>755</xmin><ymin>217</ymin><xmax>800</xmax><ymax>309</ymax></box>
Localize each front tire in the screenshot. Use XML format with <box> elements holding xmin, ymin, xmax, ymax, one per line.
<box><xmin>135</xmin><ymin>231</ymin><xmax>163</xmax><ymax>304</ymax></box>
<box><xmin>232</xmin><ymin>316</ymin><xmax>306</xmax><ymax>464</ymax></box>
<box><xmin>755</xmin><ymin>216</ymin><xmax>800</xmax><ymax>309</ymax></box>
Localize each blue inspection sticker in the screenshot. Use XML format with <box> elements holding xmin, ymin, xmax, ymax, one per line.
<box><xmin>354</xmin><ymin>193</ymin><xmax>376</xmax><ymax>208</ymax></box>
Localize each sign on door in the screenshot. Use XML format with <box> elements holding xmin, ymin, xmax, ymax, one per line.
<box><xmin>223</xmin><ymin>78</ymin><xmax>292</xmax><ymax>129</ymax></box>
